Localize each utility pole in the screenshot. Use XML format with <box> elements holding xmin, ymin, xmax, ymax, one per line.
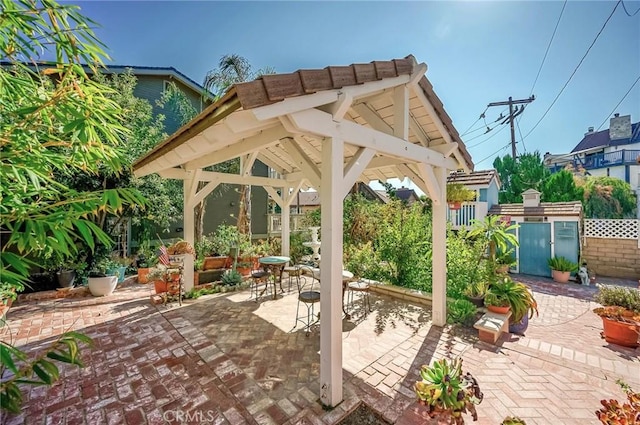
<box><xmin>487</xmin><ymin>95</ymin><xmax>535</xmax><ymax>159</ymax></box>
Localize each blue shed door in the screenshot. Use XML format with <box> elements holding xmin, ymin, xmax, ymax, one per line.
<box><xmin>553</xmin><ymin>221</ymin><xmax>579</xmax><ymax>265</ymax></box>
<box><xmin>519</xmin><ymin>223</ymin><xmax>552</xmax><ymax>277</ymax></box>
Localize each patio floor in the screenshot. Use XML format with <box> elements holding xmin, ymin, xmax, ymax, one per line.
<box><xmin>1</xmin><ymin>275</ymin><xmax>638</xmax><ymax>424</ymax></box>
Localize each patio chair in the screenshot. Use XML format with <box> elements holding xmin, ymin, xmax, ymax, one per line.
<box><xmin>249</xmin><ymin>265</ymin><xmax>270</xmax><ymax>300</ymax></box>
<box><xmin>283</xmin><ymin>264</ymin><xmax>301</xmax><ymax>292</ymax></box>
<box><xmin>293</xmin><ymin>265</ymin><xmax>321</xmax><ymax>335</ymax></box>
<box><xmin>347</xmin><ymin>279</ymin><xmax>372</xmax><ymax>316</ymax></box>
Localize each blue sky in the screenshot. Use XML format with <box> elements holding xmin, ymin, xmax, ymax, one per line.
<box><xmin>76</xmin><ymin>0</ymin><xmax>639</xmax><ymax>175</ymax></box>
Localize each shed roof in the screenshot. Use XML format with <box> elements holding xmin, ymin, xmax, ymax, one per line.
<box><xmin>488</xmin><ymin>201</ymin><xmax>582</xmax><ymax>217</ymax></box>
<box><xmin>447</xmin><ymin>169</ymin><xmax>499</xmax><ymax>187</ymax></box>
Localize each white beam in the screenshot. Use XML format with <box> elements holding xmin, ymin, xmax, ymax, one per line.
<box><xmin>351</xmin><ymin>103</ymin><xmax>393</xmax><ymax>135</ymax></box>
<box><xmin>393</xmin><ymin>85</ymin><xmax>409</xmax><ymax>140</ymax></box>
<box><xmin>186</xmin><ymin>169</ymin><xmax>202</xmax><ymax>200</ymax></box>
<box><xmin>183</xmin><ymin>174</ymin><xmax>196</xmax><ymax>245</ymax></box>
<box><xmin>189</xmin><ymin>180</ymin><xmax>220</xmax><ymax>209</ymax></box>
<box><xmin>158</xmin><ymin>168</ymin><xmax>290</xmax><ymax>188</ymax></box>
<box><xmin>330</xmin><ymin>91</ymin><xmax>353</xmax><ymax>121</ymax></box>
<box><xmin>410</xmin><ymin>81</ymin><xmax>453</xmax><ymax>146</ymax></box>
<box><xmin>293</xmin><ymin>135</ymin><xmax>322</xmax><ymax>162</ymax></box>
<box><xmin>396</xmin><ymin>164</ymin><xmax>430</xmax><ymax>197</ymax></box>
<box><xmin>257</xmin><ymin>153</ymin><xmax>288</xmax><ymax>176</ymax></box>
<box><xmin>431</xmin><ymin>165</ymin><xmax>447</xmax><ymax>326</ymax></box>
<box><xmin>416</xmin><ymin>162</ymin><xmax>442</xmax><ymax>205</ymax></box>
<box><xmin>410</xmin><ymin>62</ymin><xmax>428</xmax><ymax>86</ymax></box>
<box><xmin>342</xmin><ymin>148</ymin><xmax>375</xmax><ymax>198</ymax></box>
<box><xmin>431</xmin><ymin>143</ymin><xmax>458</xmax><ymax>158</ymax></box>
<box><xmin>264</xmin><ymin>186</ymin><xmax>284</xmax><ymax>207</ymax></box>
<box><xmin>242</xmin><ymin>151</ymin><xmax>259</xmax><ymax>176</ymax></box>
<box><xmin>409</xmin><ymin>113</ymin><xmax>431</xmax><ymax>147</ymax></box>
<box><xmin>185</xmin><ymin>125</ymin><xmax>288</xmax><ymax>170</ymax></box>
<box><xmin>281</xmin><ymin>138</ymin><xmax>322</xmax><ymax>188</ymax></box>
<box><xmin>320</xmin><ymin>136</ymin><xmax>344</xmax><ymax>407</ymax></box>
<box><xmin>260</xmin><ymin>148</ymin><xmax>295</xmax><ymax>174</ymax></box>
<box><xmin>283</xmin><ymin>180</ymin><xmax>305</xmax><ymax>207</ymax></box>
<box><xmin>288</xmin><ymin>109</ymin><xmax>457</xmax><ymax>170</ymax></box>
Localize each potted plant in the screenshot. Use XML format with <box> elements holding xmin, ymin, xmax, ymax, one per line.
<box><xmin>446</xmin><ymin>183</ymin><xmax>476</xmax><ymax>210</ymax></box>
<box><xmin>210</xmin><ymin>224</ymin><xmax>241</xmax><ymax>268</ymax></box>
<box><xmin>414</xmin><ymin>357</ymin><xmax>483</xmax><ymax>423</ymax></box>
<box><xmin>87</xmin><ymin>258</ymin><xmax>118</xmax><ymax>297</ymax></box>
<box><xmin>495</xmin><ymin>250</ymin><xmax>516</xmax><ymax>274</ymax></box>
<box><xmin>502</xmin><ymin>417</ymin><xmax>527</xmax><ymax>425</ymax></box>
<box><xmin>109</xmin><ymin>253</ymin><xmax>130</xmax><ymax>283</ymax></box>
<box><xmin>595</xmin><ymin>379</ymin><xmax>639</xmax><ymax>424</ymax></box>
<box><xmin>0</xmin><ymin>282</ymin><xmax>19</xmax><ymax>319</ymax></box>
<box><xmin>221</xmin><ymin>269</ymin><xmax>243</xmax><ymax>287</ymax></box>
<box><xmin>135</xmin><ymin>243</ymin><xmax>156</xmax><ymax>284</ymax></box>
<box><xmin>197</xmin><ymin>233</ymin><xmax>227</xmax><ymax>270</ymax></box>
<box><xmin>593</xmin><ymin>284</ymin><xmax>640</xmax><ymax>348</ymax></box>
<box><xmin>464</xmin><ymin>281</ymin><xmax>488</xmax><ymax>308</ymax></box>
<box><xmin>548</xmin><ymin>256</ymin><xmax>578</xmax><ymax>283</ymax></box>
<box><xmin>485</xmin><ymin>277</ymin><xmax>539</xmax><ymax>334</ymax></box>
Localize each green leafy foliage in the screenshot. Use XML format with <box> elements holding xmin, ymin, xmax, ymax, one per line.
<box><xmin>414</xmin><ymin>358</ymin><xmax>483</xmax><ymax>424</ymax></box>
<box><xmin>594</xmin><ymin>284</ymin><xmax>640</xmax><ymax>313</ymax></box>
<box><xmin>485</xmin><ymin>277</ymin><xmax>539</xmax><ymax>323</ymax></box>
<box><xmin>446</xmin><ymin>184</ymin><xmax>476</xmax><ymax>203</ymax></box>
<box><xmin>540</xmin><ymin>170</ymin><xmax>584</xmax><ymax>202</ymax></box>
<box><xmin>221</xmin><ymin>269</ymin><xmax>243</xmax><ymax>286</ymax></box>
<box><xmin>493</xmin><ymin>151</ymin><xmax>550</xmax><ymax>204</ymax></box>
<box><xmin>184</xmin><ymin>286</ymin><xmax>221</xmax><ymax>299</ymax></box>
<box><xmin>447</xmin><ymin>299</ymin><xmax>477</xmax><ymax>326</ymax></box>
<box><xmin>1</xmin><ymin>332</ymin><xmax>93</xmax><ymax>413</ymax></box>
<box><xmin>579</xmin><ymin>176</ymin><xmax>637</xmax><ymax>219</ymax></box>
<box><xmin>1</xmin><ymin>0</ymin><xmax>148</xmax><ymax>293</ymax></box>
<box><xmin>547</xmin><ymin>256</ymin><xmax>578</xmax><ymax>272</ymax></box>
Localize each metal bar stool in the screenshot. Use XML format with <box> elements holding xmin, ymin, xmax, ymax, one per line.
<box><xmin>293</xmin><ymin>266</ymin><xmax>321</xmax><ymax>335</ymax></box>
<box><xmin>249</xmin><ymin>268</ymin><xmax>270</xmax><ymax>300</ymax></box>
<box><xmin>283</xmin><ymin>264</ymin><xmax>301</xmax><ymax>292</ymax></box>
<box><xmin>347</xmin><ymin>279</ymin><xmax>372</xmax><ymax>315</ymax></box>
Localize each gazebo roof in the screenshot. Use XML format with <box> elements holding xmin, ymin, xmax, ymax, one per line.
<box><xmin>133</xmin><ymin>55</ymin><xmax>473</xmax><ymax>187</ymax></box>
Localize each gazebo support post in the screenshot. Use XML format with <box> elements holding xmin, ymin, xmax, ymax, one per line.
<box><xmin>431</xmin><ymin>165</ymin><xmax>447</xmax><ymax>326</ymax></box>
<box><xmin>281</xmin><ymin>190</ymin><xmax>290</xmax><ymax>257</ymax></box>
<box><xmin>319</xmin><ymin>136</ymin><xmax>344</xmax><ymax>407</ymax></box>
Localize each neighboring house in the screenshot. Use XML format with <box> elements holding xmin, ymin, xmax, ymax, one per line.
<box><xmin>544</xmin><ymin>113</ymin><xmax>640</xmax><ymax>191</ymax></box>
<box><xmin>394</xmin><ymin>187</ymin><xmax>421</xmax><ymax>205</ymax></box>
<box><xmin>488</xmin><ymin>189</ymin><xmax>582</xmax><ymax>278</ymax></box>
<box><xmin>446</xmin><ymin>169</ymin><xmax>501</xmax><ymax>229</ymax></box>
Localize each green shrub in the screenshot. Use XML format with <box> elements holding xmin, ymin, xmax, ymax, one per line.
<box><xmin>594</xmin><ymin>285</ymin><xmax>640</xmax><ymax>313</ymax></box>
<box><xmin>221</xmin><ymin>269</ymin><xmax>243</xmax><ymax>286</ymax></box>
<box><xmin>447</xmin><ymin>299</ymin><xmax>477</xmax><ymax>325</ymax></box>
<box><xmin>184</xmin><ymin>286</ymin><xmax>221</xmax><ymax>299</ymax></box>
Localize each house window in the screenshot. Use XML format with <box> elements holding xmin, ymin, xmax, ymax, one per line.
<box><xmin>479</xmin><ymin>188</ymin><xmax>487</xmax><ymax>202</ymax></box>
<box><xmin>163</xmin><ymin>80</ymin><xmax>172</xmax><ymax>93</ymax></box>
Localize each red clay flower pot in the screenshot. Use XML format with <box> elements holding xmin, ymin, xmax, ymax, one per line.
<box><xmin>487</xmin><ymin>305</ymin><xmax>510</xmax><ymax>314</ymax></box>
<box><xmin>601</xmin><ymin>317</ymin><xmax>639</xmax><ymax>348</ymax></box>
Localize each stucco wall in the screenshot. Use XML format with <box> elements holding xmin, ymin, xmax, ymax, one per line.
<box><xmin>583</xmin><ymin>237</ymin><xmax>640</xmax><ymax>279</ymax></box>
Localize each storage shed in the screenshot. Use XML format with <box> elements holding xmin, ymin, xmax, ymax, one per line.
<box><xmin>488</xmin><ymin>189</ymin><xmax>582</xmax><ymax>277</ymax></box>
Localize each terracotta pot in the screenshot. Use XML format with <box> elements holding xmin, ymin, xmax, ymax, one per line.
<box><xmin>495</xmin><ymin>265</ymin><xmax>509</xmax><ymax>274</ymax></box>
<box><xmin>466</xmin><ymin>295</ymin><xmax>485</xmax><ymax>308</ymax></box>
<box><xmin>601</xmin><ymin>317</ymin><xmax>639</xmax><ymax>348</ymax></box>
<box><xmin>203</xmin><ymin>256</ymin><xmax>227</xmax><ymax>270</ymax></box>
<box><xmin>236</xmin><ymin>266</ymin><xmax>252</xmax><ymax>277</ymax></box>
<box><xmin>487</xmin><ymin>305</ymin><xmax>510</xmax><ymax>314</ymax></box>
<box><xmin>551</xmin><ymin>269</ymin><xmax>570</xmax><ymax>283</ymax></box>
<box><xmin>153</xmin><ymin>279</ymin><xmax>179</xmax><ymax>295</ymax></box>
<box><xmin>137</xmin><ymin>268</ymin><xmax>150</xmax><ymax>284</ymax></box>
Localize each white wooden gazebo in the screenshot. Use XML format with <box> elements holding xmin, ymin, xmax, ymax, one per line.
<box><xmin>133</xmin><ymin>55</ymin><xmax>473</xmax><ymax>407</ymax></box>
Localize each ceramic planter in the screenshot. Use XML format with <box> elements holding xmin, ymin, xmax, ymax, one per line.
<box><xmin>88</xmin><ymin>276</ymin><xmax>118</xmax><ymax>296</ymax></box>
<box><xmin>600</xmin><ymin>317</ymin><xmax>639</xmax><ymax>348</ymax></box>
<box><xmin>551</xmin><ymin>269</ymin><xmax>570</xmax><ymax>283</ymax></box>
<box><xmin>56</xmin><ymin>270</ymin><xmax>76</xmax><ymax>288</ymax></box>
<box><xmin>154</xmin><ymin>279</ymin><xmax>180</xmax><ymax>295</ymax></box>
<box><xmin>466</xmin><ymin>295</ymin><xmax>485</xmax><ymax>308</ymax></box>
<box><xmin>509</xmin><ymin>314</ymin><xmax>529</xmax><ymax>335</ymax></box>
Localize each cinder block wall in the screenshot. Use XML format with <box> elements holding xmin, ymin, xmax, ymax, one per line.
<box><xmin>583</xmin><ymin>237</ymin><xmax>640</xmax><ymax>279</ymax></box>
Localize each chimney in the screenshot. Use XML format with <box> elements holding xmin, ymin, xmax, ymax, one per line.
<box><xmin>585</xmin><ymin>126</ymin><xmax>595</xmax><ymax>136</ymax></box>
<box><xmin>522</xmin><ymin>189</ymin><xmax>541</xmax><ymax>207</ymax></box>
<box><xmin>609</xmin><ymin>114</ymin><xmax>632</xmax><ymax>141</ymax></box>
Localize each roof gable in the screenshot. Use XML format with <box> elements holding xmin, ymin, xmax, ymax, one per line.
<box><xmin>447</xmin><ymin>169</ymin><xmax>500</xmax><ymax>188</ymax></box>
<box><xmin>571</xmin><ymin>121</ymin><xmax>639</xmax><ymax>152</ymax></box>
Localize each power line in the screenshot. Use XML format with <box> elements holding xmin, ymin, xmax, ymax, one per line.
<box><xmin>530</xmin><ymin>0</ymin><xmax>568</xmax><ymax>95</ymax></box>
<box><xmin>595</xmin><ymin>74</ymin><xmax>640</xmax><ymax>131</ymax></box>
<box><xmin>467</xmin><ymin>124</ymin><xmax>508</xmax><ymax>148</ymax></box>
<box><xmin>460</xmin><ymin>107</ymin><xmax>488</xmax><ymax>136</ymax></box>
<box><xmin>621</xmin><ymin>0</ymin><xmax>640</xmax><ymax>16</ymax></box>
<box><xmin>474</xmin><ymin>143</ymin><xmax>511</xmax><ymax>167</ymax></box>
<box><xmin>522</xmin><ymin>0</ymin><xmax>621</xmax><ymax>141</ymax></box>
<box><xmin>516</xmin><ymin>115</ymin><xmax>526</xmax><ymax>153</ymax></box>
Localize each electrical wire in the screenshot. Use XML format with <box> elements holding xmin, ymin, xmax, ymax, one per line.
<box><xmin>621</xmin><ymin>0</ymin><xmax>640</xmax><ymax>16</ymax></box>
<box><xmin>530</xmin><ymin>0</ymin><xmax>568</xmax><ymax>95</ymax></box>
<box><xmin>595</xmin><ymin>74</ymin><xmax>640</xmax><ymax>131</ymax></box>
<box><xmin>522</xmin><ymin>0</ymin><xmax>621</xmax><ymax>141</ymax></box>
<box><xmin>467</xmin><ymin>124</ymin><xmax>508</xmax><ymax>147</ymax></box>
<box><xmin>474</xmin><ymin>143</ymin><xmax>511</xmax><ymax>167</ymax></box>
<box><xmin>516</xmin><ymin>115</ymin><xmax>526</xmax><ymax>153</ymax></box>
<box><xmin>460</xmin><ymin>107</ymin><xmax>488</xmax><ymax>136</ymax></box>
<box><xmin>461</xmin><ymin>108</ymin><xmax>509</xmax><ymax>139</ymax></box>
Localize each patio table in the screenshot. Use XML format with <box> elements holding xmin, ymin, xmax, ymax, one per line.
<box><xmin>258</xmin><ymin>256</ymin><xmax>290</xmax><ymax>299</ymax></box>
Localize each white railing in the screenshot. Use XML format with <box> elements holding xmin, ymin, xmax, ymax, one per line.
<box><xmin>267</xmin><ymin>214</ymin><xmax>308</xmax><ymax>234</ymax></box>
<box><xmin>447</xmin><ymin>201</ymin><xmax>488</xmax><ymax>229</ymax></box>
<box><xmin>584</xmin><ymin>219</ymin><xmax>639</xmax><ymax>240</ymax></box>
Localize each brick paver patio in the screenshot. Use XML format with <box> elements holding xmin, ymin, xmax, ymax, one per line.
<box><xmin>1</xmin><ymin>275</ymin><xmax>638</xmax><ymax>424</ymax></box>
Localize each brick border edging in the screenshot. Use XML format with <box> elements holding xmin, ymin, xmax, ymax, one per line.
<box><xmin>16</xmin><ymin>275</ymin><xmax>139</xmax><ymax>304</ymax></box>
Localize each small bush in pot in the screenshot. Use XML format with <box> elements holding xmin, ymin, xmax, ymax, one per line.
<box><xmin>414</xmin><ymin>357</ymin><xmax>483</xmax><ymax>424</ymax></box>
<box><xmin>593</xmin><ymin>284</ymin><xmax>640</xmax><ymax>347</ymax></box>
<box><xmin>447</xmin><ymin>299</ymin><xmax>478</xmax><ymax>326</ymax></box>
<box><xmin>548</xmin><ymin>256</ymin><xmax>578</xmax><ymax>283</ymax></box>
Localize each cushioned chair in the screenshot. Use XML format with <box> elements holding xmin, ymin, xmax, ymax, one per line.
<box><xmin>294</xmin><ymin>266</ymin><xmax>321</xmax><ymax>335</ymax></box>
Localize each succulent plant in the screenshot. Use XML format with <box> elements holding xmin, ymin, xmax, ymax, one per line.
<box><xmin>595</xmin><ymin>380</ymin><xmax>640</xmax><ymax>424</ymax></box>
<box><xmin>414</xmin><ymin>358</ymin><xmax>483</xmax><ymax>424</ymax></box>
<box><xmin>501</xmin><ymin>417</ymin><xmax>527</xmax><ymax>425</ymax></box>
